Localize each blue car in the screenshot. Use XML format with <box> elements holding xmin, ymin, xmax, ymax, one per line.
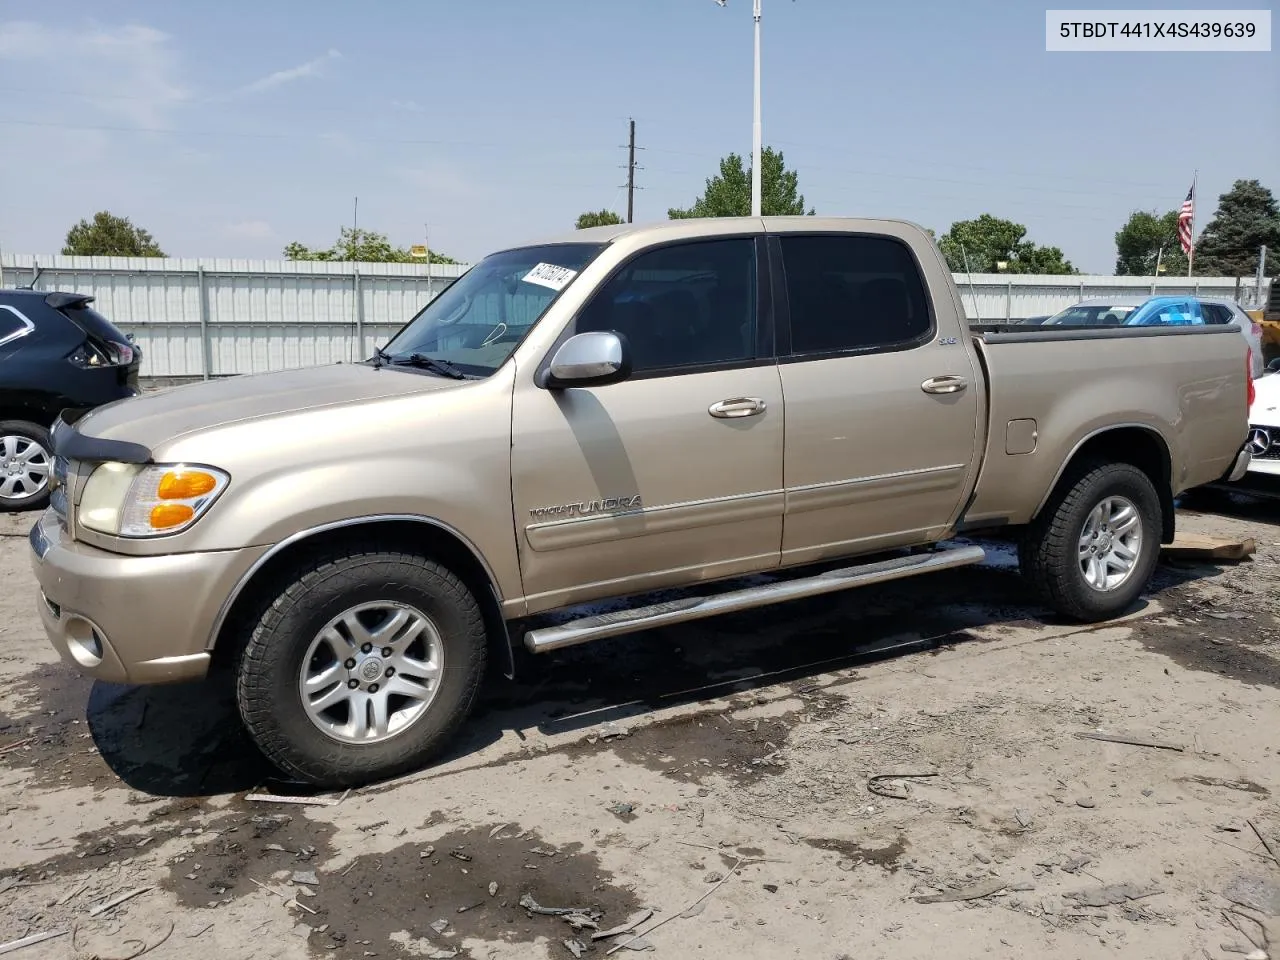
<box><xmin>1121</xmin><ymin>296</ymin><xmax>1204</xmax><ymax>326</ymax></box>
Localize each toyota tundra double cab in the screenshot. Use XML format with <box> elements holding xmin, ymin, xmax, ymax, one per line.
<box><xmin>30</xmin><ymin>217</ymin><xmax>1253</xmax><ymax>786</ymax></box>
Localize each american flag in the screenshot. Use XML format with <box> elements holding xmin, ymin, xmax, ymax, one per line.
<box><xmin>1177</xmin><ymin>183</ymin><xmax>1195</xmax><ymax>255</ymax></box>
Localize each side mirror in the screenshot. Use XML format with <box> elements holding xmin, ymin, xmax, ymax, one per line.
<box><xmin>1268</xmin><ymin>357</ymin><xmax>1280</xmax><ymax>373</ymax></box>
<box><xmin>543</xmin><ymin>331</ymin><xmax>631</xmax><ymax>389</ymax></box>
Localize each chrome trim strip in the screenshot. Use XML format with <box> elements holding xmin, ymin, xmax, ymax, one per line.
<box><xmin>205</xmin><ymin>514</ymin><xmax>506</xmax><ymax>651</ymax></box>
<box><xmin>0</xmin><ymin>305</ymin><xmax>35</xmax><ymax>347</ymax></box>
<box><xmin>524</xmin><ymin>489</ymin><xmax>784</xmax><ymax>553</ymax></box>
<box><xmin>524</xmin><ymin>544</ymin><xmax>985</xmax><ymax>653</ymax></box>
<box><xmin>786</xmin><ymin>464</ymin><xmax>967</xmax><ymax>515</ymax></box>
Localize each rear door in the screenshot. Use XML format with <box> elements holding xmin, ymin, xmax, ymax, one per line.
<box><xmin>769</xmin><ymin>229</ymin><xmax>983</xmax><ymax>566</ymax></box>
<box><xmin>510</xmin><ymin>235</ymin><xmax>785</xmax><ymax>613</ymax></box>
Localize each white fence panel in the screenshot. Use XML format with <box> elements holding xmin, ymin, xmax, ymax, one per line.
<box><xmin>1</xmin><ymin>253</ymin><xmax>1269</xmax><ymax>378</ymax></box>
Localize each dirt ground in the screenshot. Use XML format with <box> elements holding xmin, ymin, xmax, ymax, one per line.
<box><xmin>4</xmin><ymin>495</ymin><xmax>1280</xmax><ymax>960</ymax></box>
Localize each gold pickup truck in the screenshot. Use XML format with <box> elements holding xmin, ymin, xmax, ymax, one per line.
<box><xmin>30</xmin><ymin>217</ymin><xmax>1253</xmax><ymax>786</ymax></box>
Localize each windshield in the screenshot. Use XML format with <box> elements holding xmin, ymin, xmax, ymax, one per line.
<box><xmin>379</xmin><ymin>242</ymin><xmax>604</xmax><ymax>376</ymax></box>
<box><xmin>1043</xmin><ymin>304</ymin><xmax>1138</xmax><ymax>326</ymax></box>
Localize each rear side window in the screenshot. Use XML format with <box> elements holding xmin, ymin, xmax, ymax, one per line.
<box><xmin>0</xmin><ymin>305</ymin><xmax>34</xmax><ymax>346</ymax></box>
<box><xmin>57</xmin><ymin>302</ymin><xmax>130</xmax><ymax>344</ymax></box>
<box><xmin>1201</xmin><ymin>303</ymin><xmax>1232</xmax><ymax>325</ymax></box>
<box><xmin>779</xmin><ymin>235</ymin><xmax>931</xmax><ymax>355</ymax></box>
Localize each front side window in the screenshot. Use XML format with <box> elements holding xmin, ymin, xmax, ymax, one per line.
<box><xmin>779</xmin><ymin>235</ymin><xmax>931</xmax><ymax>354</ymax></box>
<box><xmin>382</xmin><ymin>242</ymin><xmax>603</xmax><ymax>377</ymax></box>
<box><xmin>575</xmin><ymin>238</ymin><xmax>757</xmax><ymax>373</ymax></box>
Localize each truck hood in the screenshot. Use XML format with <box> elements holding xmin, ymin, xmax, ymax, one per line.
<box><xmin>70</xmin><ymin>363</ymin><xmax>464</xmax><ymax>450</ymax></box>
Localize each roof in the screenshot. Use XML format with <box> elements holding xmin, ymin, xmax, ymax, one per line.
<box><xmin>1074</xmin><ymin>294</ymin><xmax>1239</xmax><ymax>308</ymax></box>
<box><xmin>0</xmin><ymin>287</ymin><xmax>60</xmax><ymax>301</ymax></box>
<box><xmin>0</xmin><ymin>289</ymin><xmax>94</xmax><ymax>307</ymax></box>
<box><xmin>511</xmin><ymin>215</ymin><xmax>934</xmax><ymax>251</ymax></box>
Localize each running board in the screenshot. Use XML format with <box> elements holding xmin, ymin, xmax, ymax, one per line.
<box><xmin>522</xmin><ymin>544</ymin><xmax>986</xmax><ymax>654</ymax></box>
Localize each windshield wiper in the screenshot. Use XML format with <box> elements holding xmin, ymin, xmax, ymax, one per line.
<box><xmin>391</xmin><ymin>353</ymin><xmax>468</xmax><ymax>380</ymax></box>
<box><xmin>371</xmin><ymin>346</ymin><xmax>392</xmax><ymax>369</ymax></box>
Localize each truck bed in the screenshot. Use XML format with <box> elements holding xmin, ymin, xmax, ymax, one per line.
<box><xmin>960</xmin><ymin>323</ymin><xmax>1249</xmax><ymax>530</ymax></box>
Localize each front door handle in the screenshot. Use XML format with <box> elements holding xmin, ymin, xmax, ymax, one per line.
<box><xmin>709</xmin><ymin>397</ymin><xmax>767</xmax><ymax>419</ymax></box>
<box><xmin>921</xmin><ymin>375</ymin><xmax>968</xmax><ymax>395</ymax></box>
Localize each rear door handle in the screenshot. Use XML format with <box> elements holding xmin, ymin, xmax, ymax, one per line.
<box><xmin>709</xmin><ymin>397</ymin><xmax>767</xmax><ymax>419</ymax></box>
<box><xmin>921</xmin><ymin>375</ymin><xmax>968</xmax><ymax>395</ymax></box>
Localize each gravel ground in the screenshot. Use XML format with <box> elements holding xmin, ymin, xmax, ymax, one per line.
<box><xmin>3</xmin><ymin>496</ymin><xmax>1280</xmax><ymax>960</ymax></box>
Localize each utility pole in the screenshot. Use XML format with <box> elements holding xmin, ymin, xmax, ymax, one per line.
<box><xmin>751</xmin><ymin>0</ymin><xmax>762</xmax><ymax>217</ymax></box>
<box><xmin>627</xmin><ymin>119</ymin><xmax>637</xmax><ymax>223</ymax></box>
<box><xmin>1257</xmin><ymin>245</ymin><xmax>1268</xmax><ymax>308</ymax></box>
<box><xmin>619</xmin><ymin>119</ymin><xmax>642</xmax><ymax>222</ymax></box>
<box><xmin>716</xmin><ymin>0</ymin><xmax>765</xmax><ymax>217</ymax></box>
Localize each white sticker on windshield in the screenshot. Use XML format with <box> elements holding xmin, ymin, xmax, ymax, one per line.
<box><xmin>522</xmin><ymin>262</ymin><xmax>578</xmax><ymax>291</ymax></box>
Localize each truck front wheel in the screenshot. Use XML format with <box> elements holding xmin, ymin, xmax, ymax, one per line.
<box><xmin>1019</xmin><ymin>461</ymin><xmax>1161</xmax><ymax>622</ymax></box>
<box><xmin>236</xmin><ymin>547</ymin><xmax>488</xmax><ymax>787</ymax></box>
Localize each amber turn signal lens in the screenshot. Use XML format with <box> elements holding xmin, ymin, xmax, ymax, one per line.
<box><xmin>149</xmin><ymin>503</ymin><xmax>195</xmax><ymax>529</ymax></box>
<box><xmin>158</xmin><ymin>470</ymin><xmax>218</xmax><ymax>500</ymax></box>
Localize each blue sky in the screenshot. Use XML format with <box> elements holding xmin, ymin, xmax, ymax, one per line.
<box><xmin>0</xmin><ymin>1</ymin><xmax>1275</xmax><ymax>273</ymax></box>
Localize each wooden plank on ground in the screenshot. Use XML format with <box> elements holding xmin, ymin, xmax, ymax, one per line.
<box><xmin>1161</xmin><ymin>533</ymin><xmax>1256</xmax><ymax>562</ymax></box>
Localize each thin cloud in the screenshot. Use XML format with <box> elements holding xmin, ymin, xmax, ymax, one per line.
<box><xmin>391</xmin><ymin>99</ymin><xmax>424</xmax><ymax>113</ymax></box>
<box><xmin>235</xmin><ymin>49</ymin><xmax>341</xmax><ymax>96</ymax></box>
<box><xmin>223</xmin><ymin>220</ymin><xmax>275</xmax><ymax>240</ymax></box>
<box><xmin>0</xmin><ymin>20</ymin><xmax>187</xmax><ymax>127</ymax></box>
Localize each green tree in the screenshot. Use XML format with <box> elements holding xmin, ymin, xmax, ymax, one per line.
<box><xmin>1193</xmin><ymin>179</ymin><xmax>1280</xmax><ymax>277</ymax></box>
<box><xmin>938</xmin><ymin>214</ymin><xmax>1076</xmax><ymax>275</ymax></box>
<box><xmin>668</xmin><ymin>147</ymin><xmax>814</xmax><ymax>219</ymax></box>
<box><xmin>62</xmin><ymin>211</ymin><xmax>165</xmax><ymax>257</ymax></box>
<box><xmin>283</xmin><ymin>226</ymin><xmax>456</xmax><ymax>264</ymax></box>
<box><xmin>576</xmin><ymin>210</ymin><xmax>624</xmax><ymax>229</ymax></box>
<box><xmin>1114</xmin><ymin>210</ymin><xmax>1187</xmax><ymax>276</ymax></box>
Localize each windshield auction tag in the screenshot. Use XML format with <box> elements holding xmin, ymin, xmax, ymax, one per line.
<box><xmin>522</xmin><ymin>262</ymin><xmax>578</xmax><ymax>291</ymax></box>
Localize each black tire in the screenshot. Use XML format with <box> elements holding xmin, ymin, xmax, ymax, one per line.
<box><xmin>236</xmin><ymin>546</ymin><xmax>487</xmax><ymax>787</ymax></box>
<box><xmin>1019</xmin><ymin>460</ymin><xmax>1161</xmax><ymax>622</ymax></box>
<box><xmin>0</xmin><ymin>420</ymin><xmax>53</xmax><ymax>513</ymax></box>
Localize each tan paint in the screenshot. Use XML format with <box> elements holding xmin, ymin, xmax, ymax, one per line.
<box><xmin>28</xmin><ymin>216</ymin><xmax>1250</xmax><ymax>683</ymax></box>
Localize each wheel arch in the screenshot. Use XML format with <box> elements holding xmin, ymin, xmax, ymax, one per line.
<box><xmin>209</xmin><ymin>515</ymin><xmax>515</xmax><ymax>680</ymax></box>
<box><xmin>0</xmin><ymin>405</ymin><xmax>55</xmax><ymax>428</ymax></box>
<box><xmin>1033</xmin><ymin>425</ymin><xmax>1175</xmax><ymax>543</ymax></box>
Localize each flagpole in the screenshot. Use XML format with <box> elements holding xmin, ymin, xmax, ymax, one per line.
<box><xmin>1187</xmin><ymin>170</ymin><xmax>1197</xmax><ymax>278</ymax></box>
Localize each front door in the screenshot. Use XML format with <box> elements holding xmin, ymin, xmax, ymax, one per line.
<box><xmin>511</xmin><ymin>235</ymin><xmax>784</xmax><ymax>613</ymax></box>
<box><xmin>770</xmin><ymin>229</ymin><xmax>983</xmax><ymax>565</ymax></box>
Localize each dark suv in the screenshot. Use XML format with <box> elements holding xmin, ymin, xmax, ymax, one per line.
<box><xmin>0</xmin><ymin>289</ymin><xmax>141</xmax><ymax>511</ymax></box>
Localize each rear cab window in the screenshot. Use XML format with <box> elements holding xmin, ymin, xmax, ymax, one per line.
<box><xmin>776</xmin><ymin>234</ymin><xmax>932</xmax><ymax>355</ymax></box>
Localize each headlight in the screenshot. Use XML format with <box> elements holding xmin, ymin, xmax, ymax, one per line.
<box><xmin>79</xmin><ymin>463</ymin><xmax>230</xmax><ymax>537</ymax></box>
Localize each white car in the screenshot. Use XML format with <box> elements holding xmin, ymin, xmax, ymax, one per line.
<box><xmin>1244</xmin><ymin>371</ymin><xmax>1280</xmax><ymax>483</ymax></box>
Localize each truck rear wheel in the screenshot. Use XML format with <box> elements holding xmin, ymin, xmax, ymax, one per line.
<box><xmin>236</xmin><ymin>546</ymin><xmax>487</xmax><ymax>787</ymax></box>
<box><xmin>1019</xmin><ymin>461</ymin><xmax>1161</xmax><ymax>622</ymax></box>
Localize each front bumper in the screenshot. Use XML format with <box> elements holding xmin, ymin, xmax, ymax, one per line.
<box><xmin>28</xmin><ymin>510</ymin><xmax>266</xmax><ymax>684</ymax></box>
